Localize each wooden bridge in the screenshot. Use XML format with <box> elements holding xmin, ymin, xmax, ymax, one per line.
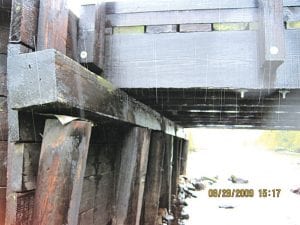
<box><xmin>0</xmin><ymin>0</ymin><xmax>300</xmax><ymax>224</ymax></box>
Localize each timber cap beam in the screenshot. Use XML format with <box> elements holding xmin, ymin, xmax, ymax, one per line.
<box><xmin>7</xmin><ymin>49</ymin><xmax>185</xmax><ymax>138</ymax></box>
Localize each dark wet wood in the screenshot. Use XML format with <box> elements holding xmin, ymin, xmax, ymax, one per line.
<box><xmin>115</xmin><ymin>127</ymin><xmax>151</xmax><ymax>225</ymax></box>
<box><xmin>37</xmin><ymin>0</ymin><xmax>69</xmax><ymax>53</ymax></box>
<box><xmin>5</xmin><ymin>190</ymin><xmax>35</xmax><ymax>225</ymax></box>
<box><xmin>180</xmin><ymin>140</ymin><xmax>189</xmax><ymax>175</ymax></box>
<box><xmin>0</xmin><ymin>97</ymin><xmax>8</xmax><ymax>141</ymax></box>
<box><xmin>159</xmin><ymin>135</ymin><xmax>173</xmax><ymax>210</ymax></box>
<box><xmin>0</xmin><ymin>187</ymin><xmax>6</xmax><ymax>225</ymax></box>
<box><xmin>0</xmin><ymin>141</ymin><xmax>7</xmax><ymax>187</ymax></box>
<box><xmin>142</xmin><ymin>132</ymin><xmax>166</xmax><ymax>225</ymax></box>
<box><xmin>9</xmin><ymin>0</ymin><xmax>39</xmax><ymax>49</ymax></box>
<box><xmin>33</xmin><ymin>119</ymin><xmax>92</xmax><ymax>225</ymax></box>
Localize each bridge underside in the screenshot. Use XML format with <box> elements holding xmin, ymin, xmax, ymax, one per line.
<box><xmin>124</xmin><ymin>88</ymin><xmax>300</xmax><ymax>129</ymax></box>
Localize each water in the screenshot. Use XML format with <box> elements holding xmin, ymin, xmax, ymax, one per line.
<box><xmin>186</xmin><ymin>146</ymin><xmax>300</xmax><ymax>225</ymax></box>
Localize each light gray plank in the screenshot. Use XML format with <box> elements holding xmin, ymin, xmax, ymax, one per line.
<box><xmin>105</xmin><ymin>0</ymin><xmax>300</xmax><ymax>14</ymax></box>
<box><xmin>107</xmin><ymin>8</ymin><xmax>257</xmax><ymax>26</ymax></box>
<box><xmin>104</xmin><ymin>30</ymin><xmax>300</xmax><ymax>89</ymax></box>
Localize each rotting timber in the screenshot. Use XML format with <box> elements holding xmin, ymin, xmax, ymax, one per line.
<box><xmin>1</xmin><ymin>0</ymin><xmax>300</xmax><ymax>225</ymax></box>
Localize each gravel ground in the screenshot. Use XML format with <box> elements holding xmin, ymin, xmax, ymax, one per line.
<box><xmin>185</xmin><ymin>146</ymin><xmax>300</xmax><ymax>225</ymax></box>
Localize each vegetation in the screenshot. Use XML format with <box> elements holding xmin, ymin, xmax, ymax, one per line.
<box><xmin>258</xmin><ymin>130</ymin><xmax>300</xmax><ymax>152</ymax></box>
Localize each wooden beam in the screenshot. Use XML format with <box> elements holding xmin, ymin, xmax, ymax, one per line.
<box><xmin>258</xmin><ymin>0</ymin><xmax>285</xmax><ymax>88</ymax></box>
<box><xmin>107</xmin><ymin>8</ymin><xmax>257</xmax><ymax>27</ymax></box>
<box><xmin>142</xmin><ymin>132</ymin><xmax>166</xmax><ymax>225</ymax></box>
<box><xmin>9</xmin><ymin>0</ymin><xmax>39</xmax><ymax>49</ymax></box>
<box><xmin>159</xmin><ymin>135</ymin><xmax>173</xmax><ymax>211</ymax></box>
<box><xmin>8</xmin><ymin>49</ymin><xmax>185</xmax><ymax>138</ymax></box>
<box><xmin>105</xmin><ymin>0</ymin><xmax>300</xmax><ymax>14</ymax></box>
<box><xmin>0</xmin><ymin>97</ymin><xmax>8</xmax><ymax>141</ymax></box>
<box><xmin>5</xmin><ymin>190</ymin><xmax>35</xmax><ymax>225</ymax></box>
<box><xmin>105</xmin><ymin>30</ymin><xmax>299</xmax><ymax>89</ymax></box>
<box><xmin>180</xmin><ymin>140</ymin><xmax>188</xmax><ymax>175</ymax></box>
<box><xmin>115</xmin><ymin>127</ymin><xmax>151</xmax><ymax>225</ymax></box>
<box><xmin>37</xmin><ymin>0</ymin><xmax>68</xmax><ymax>53</ymax></box>
<box><xmin>33</xmin><ymin>119</ymin><xmax>92</xmax><ymax>225</ymax></box>
<box><xmin>0</xmin><ymin>142</ymin><xmax>7</xmax><ymax>187</ymax></box>
<box><xmin>0</xmin><ymin>54</ymin><xmax>7</xmax><ymax>97</ymax></box>
<box><xmin>0</xmin><ymin>187</ymin><xmax>6</xmax><ymax>225</ymax></box>
<box><xmin>78</xmin><ymin>3</ymin><xmax>106</xmax><ymax>74</ymax></box>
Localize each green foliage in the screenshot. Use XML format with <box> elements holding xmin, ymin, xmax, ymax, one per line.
<box><xmin>258</xmin><ymin>130</ymin><xmax>300</xmax><ymax>152</ymax></box>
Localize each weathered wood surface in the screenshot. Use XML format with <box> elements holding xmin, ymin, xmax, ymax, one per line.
<box><xmin>171</xmin><ymin>138</ymin><xmax>182</xmax><ymax>196</ymax></box>
<box><xmin>0</xmin><ymin>26</ymin><xmax>9</xmax><ymax>54</ymax></box>
<box><xmin>105</xmin><ymin>0</ymin><xmax>300</xmax><ymax>14</ymax></box>
<box><xmin>115</xmin><ymin>127</ymin><xmax>150</xmax><ymax>225</ymax></box>
<box><xmin>66</xmin><ymin>11</ymin><xmax>79</xmax><ymax>62</ymax></box>
<box><xmin>0</xmin><ymin>187</ymin><xmax>6</xmax><ymax>225</ymax></box>
<box><xmin>0</xmin><ymin>97</ymin><xmax>8</xmax><ymax>141</ymax></box>
<box><xmin>0</xmin><ymin>0</ymin><xmax>11</xmax><ymax>10</ymax></box>
<box><xmin>258</xmin><ymin>0</ymin><xmax>285</xmax><ymax>88</ymax></box>
<box><xmin>0</xmin><ymin>54</ymin><xmax>7</xmax><ymax>97</ymax></box>
<box><xmin>180</xmin><ymin>23</ymin><xmax>212</xmax><ymax>32</ymax></box>
<box><xmin>9</xmin><ymin>0</ymin><xmax>39</xmax><ymax>49</ymax></box>
<box><xmin>78</xmin><ymin>3</ymin><xmax>106</xmax><ymax>74</ymax></box>
<box><xmin>159</xmin><ymin>135</ymin><xmax>173</xmax><ymax>210</ymax></box>
<box><xmin>180</xmin><ymin>140</ymin><xmax>189</xmax><ymax>175</ymax></box>
<box><xmin>37</xmin><ymin>0</ymin><xmax>68</xmax><ymax>53</ymax></box>
<box><xmin>106</xmin><ymin>6</ymin><xmax>299</xmax><ymax>27</ymax></box>
<box><xmin>0</xmin><ymin>141</ymin><xmax>7</xmax><ymax>187</ymax></box>
<box><xmin>8</xmin><ymin>49</ymin><xmax>185</xmax><ymax>138</ymax></box>
<box><xmin>105</xmin><ymin>30</ymin><xmax>300</xmax><ymax>89</ymax></box>
<box><xmin>107</xmin><ymin>8</ymin><xmax>257</xmax><ymax>27</ymax></box>
<box><xmin>33</xmin><ymin>119</ymin><xmax>92</xmax><ymax>225</ymax></box>
<box><xmin>146</xmin><ymin>25</ymin><xmax>177</xmax><ymax>34</ymax></box>
<box><xmin>6</xmin><ymin>190</ymin><xmax>35</xmax><ymax>225</ymax></box>
<box><xmin>7</xmin><ymin>143</ymin><xmax>41</xmax><ymax>192</ymax></box>
<box><xmin>142</xmin><ymin>132</ymin><xmax>166</xmax><ymax>225</ymax></box>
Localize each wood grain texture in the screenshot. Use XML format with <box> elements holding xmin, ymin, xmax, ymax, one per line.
<box><xmin>104</xmin><ymin>30</ymin><xmax>300</xmax><ymax>89</ymax></box>
<box><xmin>5</xmin><ymin>190</ymin><xmax>35</xmax><ymax>225</ymax></box>
<box><xmin>258</xmin><ymin>0</ymin><xmax>285</xmax><ymax>88</ymax></box>
<box><xmin>33</xmin><ymin>119</ymin><xmax>92</xmax><ymax>225</ymax></box>
<box><xmin>8</xmin><ymin>49</ymin><xmax>185</xmax><ymax>138</ymax></box>
<box><xmin>115</xmin><ymin>127</ymin><xmax>150</xmax><ymax>225</ymax></box>
<box><xmin>9</xmin><ymin>0</ymin><xmax>39</xmax><ymax>49</ymax></box>
<box><xmin>0</xmin><ymin>187</ymin><xmax>6</xmax><ymax>225</ymax></box>
<box><xmin>0</xmin><ymin>97</ymin><xmax>8</xmax><ymax>141</ymax></box>
<box><xmin>146</xmin><ymin>25</ymin><xmax>177</xmax><ymax>34</ymax></box>
<box><xmin>37</xmin><ymin>0</ymin><xmax>68</xmax><ymax>53</ymax></box>
<box><xmin>78</xmin><ymin>3</ymin><xmax>106</xmax><ymax>74</ymax></box>
<box><xmin>105</xmin><ymin>0</ymin><xmax>300</xmax><ymax>14</ymax></box>
<box><xmin>0</xmin><ymin>142</ymin><xmax>7</xmax><ymax>187</ymax></box>
<box><xmin>0</xmin><ymin>26</ymin><xmax>9</xmax><ymax>54</ymax></box>
<box><xmin>0</xmin><ymin>54</ymin><xmax>7</xmax><ymax>97</ymax></box>
<box><xmin>142</xmin><ymin>132</ymin><xmax>166</xmax><ymax>225</ymax></box>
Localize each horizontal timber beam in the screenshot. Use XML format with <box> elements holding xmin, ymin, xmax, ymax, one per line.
<box><xmin>105</xmin><ymin>0</ymin><xmax>300</xmax><ymax>14</ymax></box>
<box><xmin>8</xmin><ymin>49</ymin><xmax>185</xmax><ymax>138</ymax></box>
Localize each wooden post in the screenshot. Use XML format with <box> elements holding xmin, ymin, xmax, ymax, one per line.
<box><xmin>114</xmin><ymin>127</ymin><xmax>151</xmax><ymax>225</ymax></box>
<box><xmin>171</xmin><ymin>138</ymin><xmax>181</xmax><ymax>196</ymax></box>
<box><xmin>141</xmin><ymin>132</ymin><xmax>166</xmax><ymax>225</ymax></box>
<box><xmin>9</xmin><ymin>0</ymin><xmax>39</xmax><ymax>49</ymax></box>
<box><xmin>180</xmin><ymin>140</ymin><xmax>189</xmax><ymax>175</ymax></box>
<box><xmin>258</xmin><ymin>0</ymin><xmax>285</xmax><ymax>87</ymax></box>
<box><xmin>37</xmin><ymin>0</ymin><xmax>69</xmax><ymax>53</ymax></box>
<box><xmin>32</xmin><ymin>119</ymin><xmax>92</xmax><ymax>225</ymax></box>
<box><xmin>78</xmin><ymin>3</ymin><xmax>106</xmax><ymax>74</ymax></box>
<box><xmin>159</xmin><ymin>135</ymin><xmax>173</xmax><ymax>210</ymax></box>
